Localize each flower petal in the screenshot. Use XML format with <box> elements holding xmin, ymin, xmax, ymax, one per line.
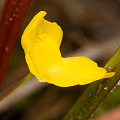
<box><xmin>63</xmin><ymin>56</ymin><xmax>98</xmax><ymax>67</ymax></box>
<box><xmin>21</xmin><ymin>11</ymin><xmax>63</xmax><ymax>54</ymax></box>
<box><xmin>42</xmin><ymin>65</ymin><xmax>78</xmax><ymax>87</ymax></box>
<box><xmin>42</xmin><ymin>57</ymin><xmax>114</xmax><ymax>87</ymax></box>
<box><xmin>26</xmin><ymin>33</ymin><xmax>62</xmax><ymax>79</ymax></box>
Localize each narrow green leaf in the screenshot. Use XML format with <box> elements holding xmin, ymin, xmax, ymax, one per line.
<box><xmin>63</xmin><ymin>47</ymin><xmax>120</xmax><ymax>120</ymax></box>
<box><xmin>0</xmin><ymin>73</ymin><xmax>33</xmax><ymax>102</ymax></box>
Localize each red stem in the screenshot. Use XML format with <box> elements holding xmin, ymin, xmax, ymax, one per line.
<box><xmin>0</xmin><ymin>0</ymin><xmax>31</xmax><ymax>87</ymax></box>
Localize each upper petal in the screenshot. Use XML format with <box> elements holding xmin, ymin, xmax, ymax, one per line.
<box><xmin>21</xmin><ymin>11</ymin><xmax>63</xmax><ymax>54</ymax></box>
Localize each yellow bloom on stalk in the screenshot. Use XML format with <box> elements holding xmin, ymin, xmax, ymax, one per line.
<box><xmin>21</xmin><ymin>11</ymin><xmax>114</xmax><ymax>87</ymax></box>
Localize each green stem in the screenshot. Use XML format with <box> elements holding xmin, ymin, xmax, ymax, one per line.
<box><xmin>63</xmin><ymin>47</ymin><xmax>120</xmax><ymax>120</ymax></box>
<box><xmin>0</xmin><ymin>73</ymin><xmax>33</xmax><ymax>101</ymax></box>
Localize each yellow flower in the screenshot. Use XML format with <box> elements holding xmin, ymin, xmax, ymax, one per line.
<box><xmin>21</xmin><ymin>11</ymin><xmax>115</xmax><ymax>87</ymax></box>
